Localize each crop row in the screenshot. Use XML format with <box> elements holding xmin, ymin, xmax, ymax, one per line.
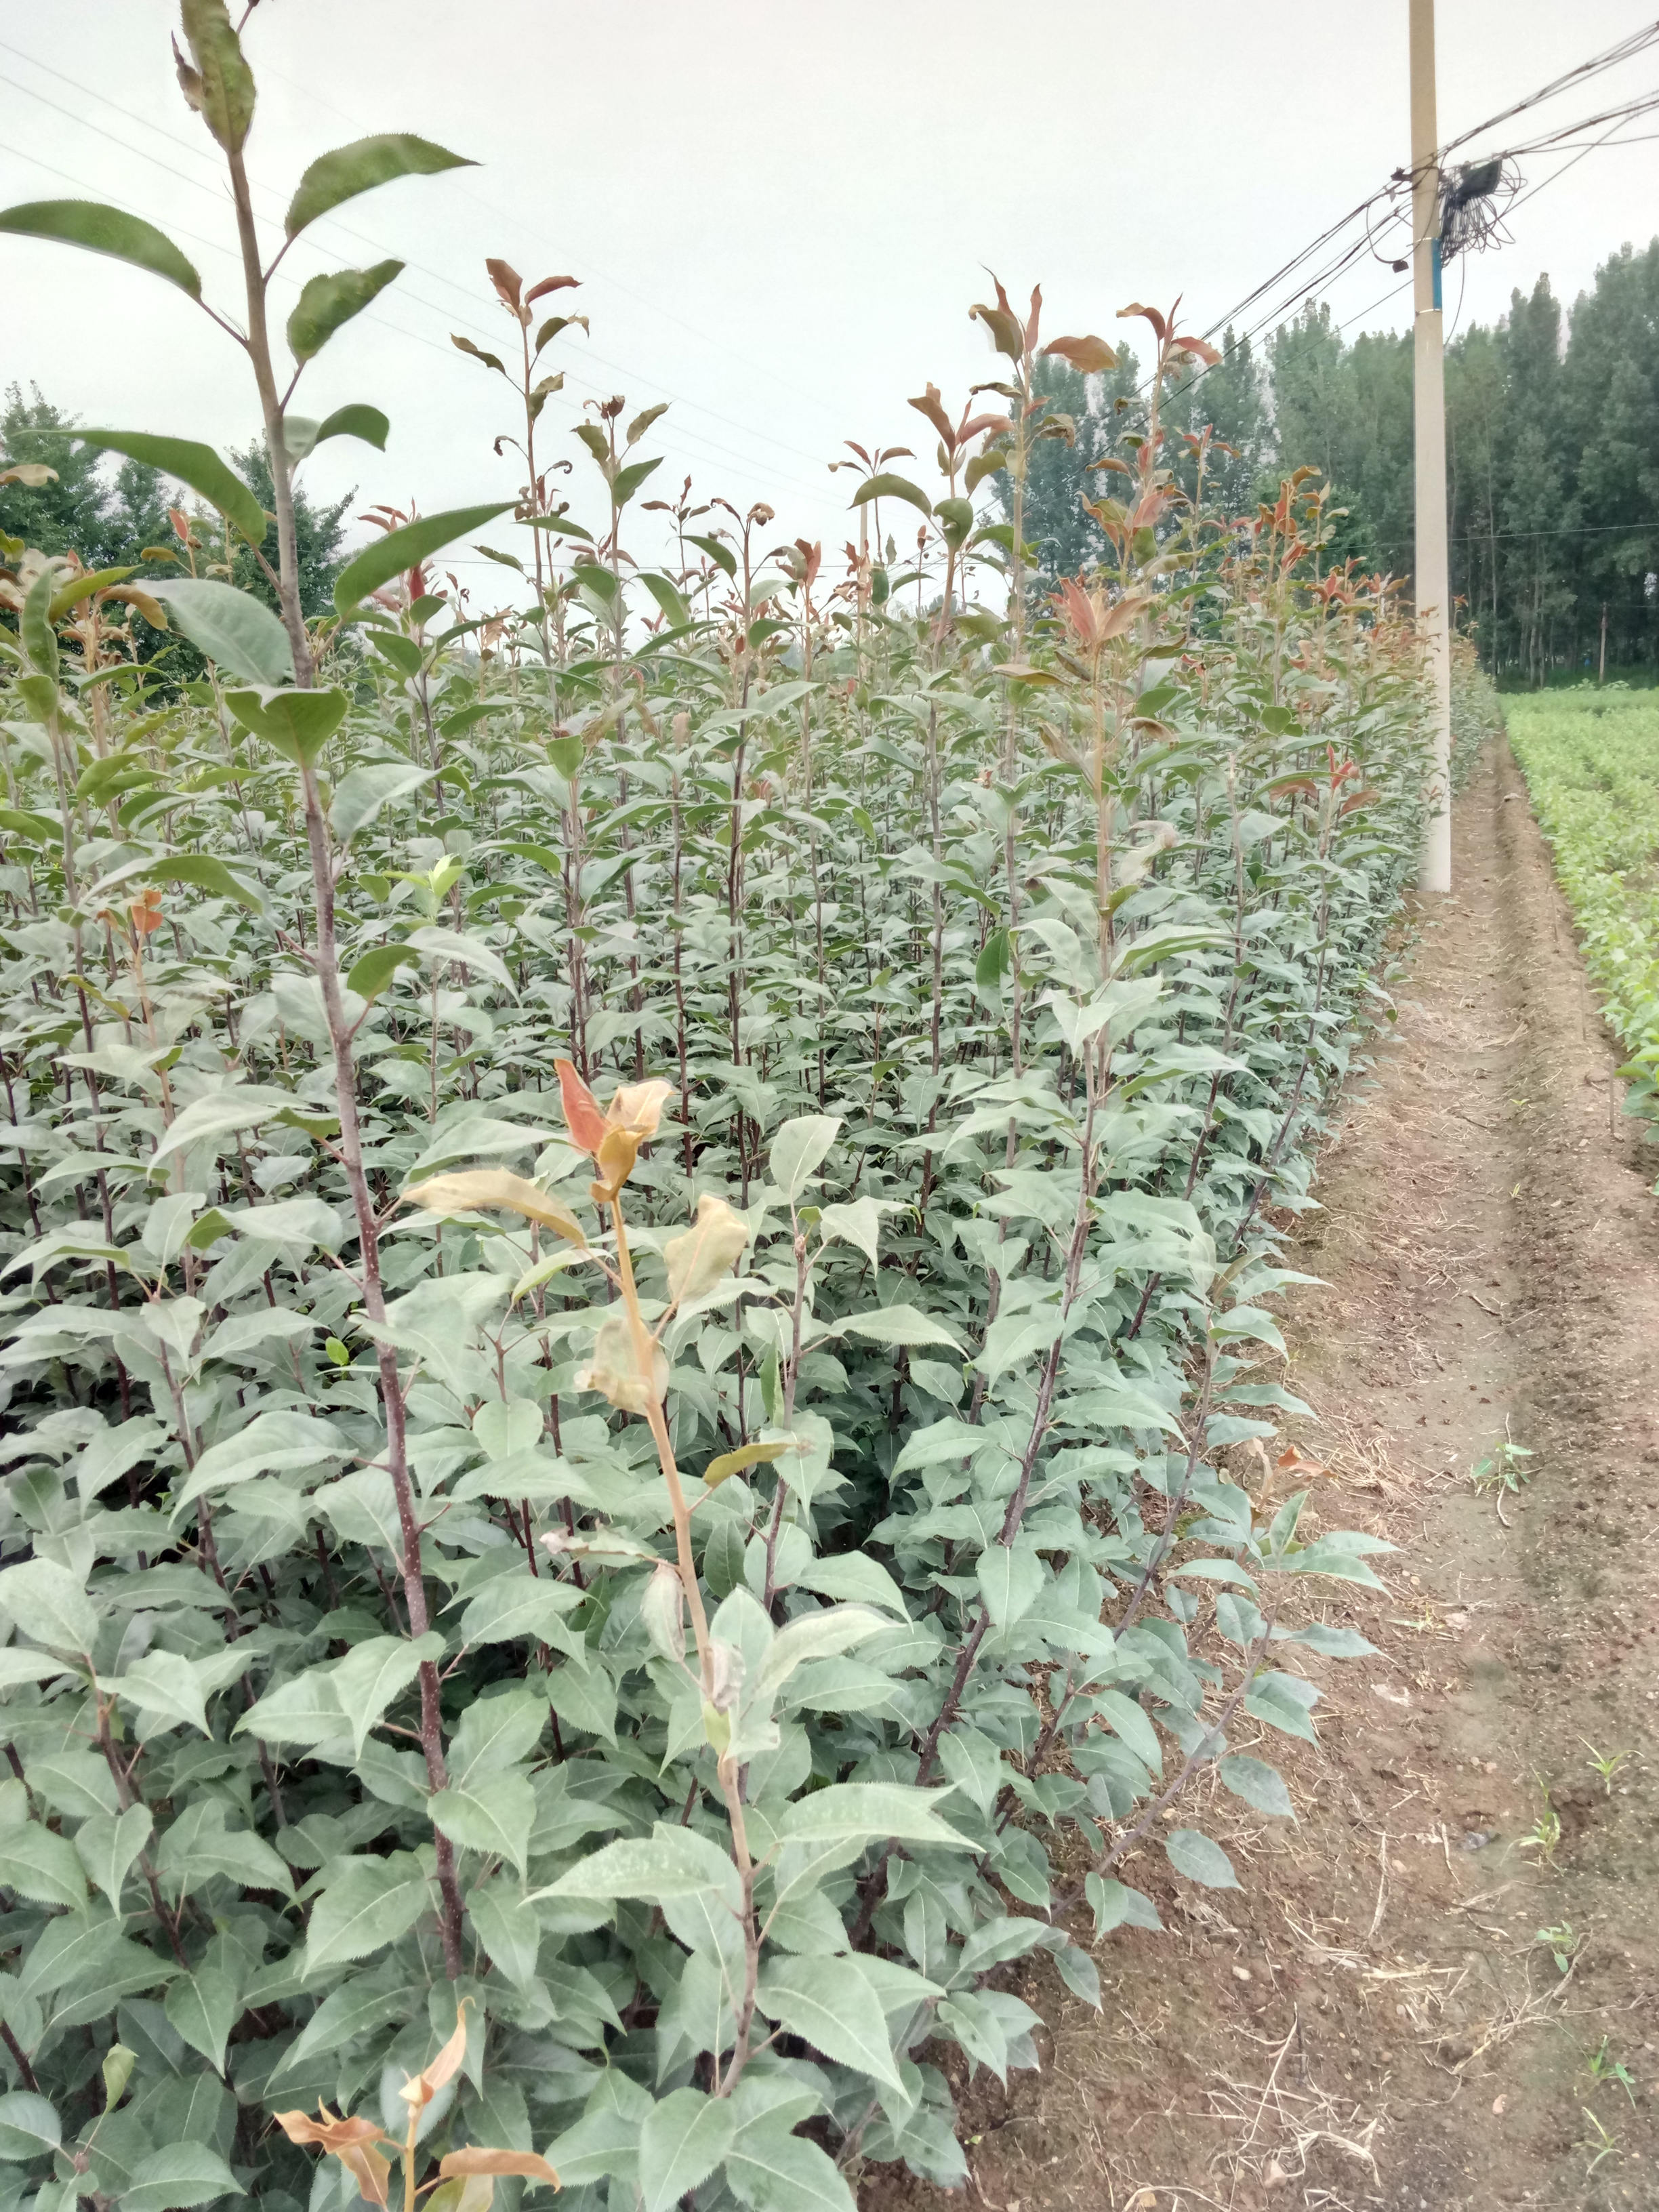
<box><xmin>1509</xmin><ymin>690</ymin><xmax>1659</xmax><ymax>1124</ymax></box>
<box><xmin>0</xmin><ymin>11</ymin><xmax>1444</xmax><ymax>2208</ymax></box>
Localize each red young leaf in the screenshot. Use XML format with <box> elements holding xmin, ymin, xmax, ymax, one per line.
<box><xmin>525</xmin><ymin>274</ymin><xmax>579</xmax><ymax>303</ymax></box>
<box><xmin>485</xmin><ymin>258</ymin><xmax>523</xmax><ymax>310</ymax></box>
<box><xmin>1043</xmin><ymin>334</ymin><xmax>1119</xmax><ymax>377</ymax></box>
<box><xmin>555</xmin><ymin>1057</ymin><xmax>608</xmax><ymax>1157</ymax></box>
<box><xmin>907</xmin><ymin>383</ymin><xmax>954</xmax><ymax>445</ymax></box>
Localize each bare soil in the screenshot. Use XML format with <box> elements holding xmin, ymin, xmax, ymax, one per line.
<box><xmin>863</xmin><ymin>736</ymin><xmax>1659</xmax><ymax>2211</ymax></box>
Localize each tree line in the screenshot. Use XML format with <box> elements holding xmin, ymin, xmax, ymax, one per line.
<box><xmin>0</xmin><ymin>382</ymin><xmax>349</xmax><ymax>635</ymax></box>
<box><xmin>1009</xmin><ymin>239</ymin><xmax>1659</xmax><ymax>687</ymax></box>
<box><xmin>12</xmin><ymin>237</ymin><xmax>1659</xmax><ymax>689</ymax></box>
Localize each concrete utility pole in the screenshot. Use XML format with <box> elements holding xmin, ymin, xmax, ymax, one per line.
<box><xmin>1411</xmin><ymin>0</ymin><xmax>1453</xmax><ymax>893</ymax></box>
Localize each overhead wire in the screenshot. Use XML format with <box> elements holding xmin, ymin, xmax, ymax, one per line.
<box><xmin>1197</xmin><ymin>22</ymin><xmax>1659</xmax><ymax>355</ymax></box>
<box><xmin>245</xmin><ymin>49</ymin><xmax>851</xmax><ymax>431</ymax></box>
<box><xmin>0</xmin><ymin>36</ymin><xmax>848</xmax><ymax>512</ymax></box>
<box><xmin>0</xmin><ymin>184</ymin><xmax>840</xmax><ymax>533</ymax></box>
<box><xmin>0</xmin><ymin>29</ymin><xmax>848</xmax><ymax>445</ymax></box>
<box><xmin>1439</xmin><ymin>17</ymin><xmax>1659</xmax><ymax>155</ymax></box>
<box><xmin>0</xmin><ymin>123</ymin><xmax>838</xmax><ymax>521</ymax></box>
<box><xmin>1164</xmin><ymin>29</ymin><xmax>1659</xmax><ymax>426</ymax></box>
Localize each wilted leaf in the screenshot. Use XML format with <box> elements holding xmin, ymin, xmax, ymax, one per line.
<box><xmin>664</xmin><ymin>1192</ymin><xmax>750</xmax><ymax>1305</ymax></box>
<box><xmin>574</xmin><ymin>1311</ymin><xmax>667</xmax><ymax>1415</ymax></box>
<box><xmin>403</xmin><ymin>1168</ymin><xmax>586</xmax><ymax>1246</ymax></box>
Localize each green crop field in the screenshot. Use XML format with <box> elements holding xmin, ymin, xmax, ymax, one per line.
<box><xmin>1509</xmin><ymin>689</ymin><xmax>1659</xmax><ymax>1119</ymax></box>
<box><xmin>0</xmin><ymin>8</ymin><xmax>1474</xmax><ymax>2209</ymax></box>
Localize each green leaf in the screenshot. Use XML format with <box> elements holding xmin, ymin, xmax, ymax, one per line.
<box><xmin>792</xmin><ymin>1553</ymin><xmax>908</xmax><ymax>1618</ymax></box>
<box><xmin>1245</xmin><ymin>1671</ymin><xmax>1322</xmax><ymax>1743</ymax></box>
<box><xmin>21</xmin><ymin>571</ymin><xmax>56</xmax><ymax>680</ymax></box>
<box><xmin>850</xmin><ymin>472</ymin><xmax>933</xmax><ymax>518</ymax></box>
<box><xmin>68</xmin><ymin>434</ymin><xmax>264</xmax><ymax>545</ymax></box>
<box><xmin>49</xmin><ymin>566</ymin><xmax>137</xmax><ymax>624</ymax></box>
<box><xmin>756</xmin><ymin>1606</ymin><xmax>885</xmax><ymax>1694</ymax></box>
<box><xmin>456</xmin><ymin>1572</ymin><xmax>582</xmax><ymax>1648</ymax></box>
<box><xmin>346</xmin><ymin>943</ymin><xmax>422</xmax><ymax>1002</ymax></box>
<box><xmin>1280</xmin><ymin>1622</ymin><xmax>1378</xmax><ymax>1658</ymax></box>
<box><xmin>538</xmin><ymin>1824</ymin><xmax>741</xmax><ymax>1910</ymax></box>
<box><xmin>329</xmin><ymin>1631</ymin><xmax>443</xmax><ymax>1759</ymax></box>
<box><xmin>73</xmin><ymin>1805</ymin><xmax>152</xmax><ymax>1909</ymax></box>
<box><xmin>104</xmin><ymin>1651</ymin><xmax>209</xmax><ymax>1737</ymax></box>
<box><xmin>0</xmin><ymin>201</ymin><xmax>201</xmax><ymax>298</ymax></box>
<box><xmin>1090</xmin><ymin>1688</ymin><xmax>1162</xmax><ymax>1776</ymax></box>
<box><xmin>0</xmin><ymin>807</ymin><xmax>61</xmax><ymax>845</ymax></box>
<box><xmin>329</xmin><ymin>762</ymin><xmax>434</xmax><ymax>840</ymax></box>
<box><xmin>279</xmin><ymin>1968</ymin><xmax>428</xmax><ymax>2075</ymax></box>
<box><xmin>285</xmin><ymin>404</ymin><xmax>390</xmax><ymax>462</ymax></box>
<box><xmin>1218</xmin><ymin>1754</ymin><xmax>1294</xmax><ymax>1819</ymax></box>
<box><xmin>638</xmin><ymin>573</ymin><xmax>691</xmax><ymax>628</ymax></box>
<box><xmin>428</xmin><ymin>1771</ymin><xmax>536</xmax><ymax>1877</ymax></box>
<box><xmin>234</xmin><ymin>1668</ymin><xmax>349</xmax><ymax>1749</ymax></box>
<box><xmin>0</xmin><ymin>1559</ymin><xmax>97</xmax><ymax>1656</ymax></box>
<box><xmin>0</xmin><ymin>1652</ymin><xmax>72</xmax><ymax>1692</ymax></box>
<box><xmin>685</xmin><ymin>531</ymin><xmax>735</xmax><ymax>579</ymax></box>
<box><xmin>1084</xmin><ymin>1874</ymin><xmax>1162</xmax><ymax>1936</ymax></box>
<box><xmin>527</xmin><ymin>512</ymin><xmax>594</xmax><ymax>544</ymax></box>
<box><xmin>102</xmin><ymin>2045</ymin><xmax>136</xmax><ymax>2110</ymax></box>
<box><xmin>976</xmin><ymin>926</ymin><xmax>1012</xmax><ymax>989</ymax></box>
<box><xmin>769</xmin><ymin>1113</ymin><xmax>840</xmax><ymax>1200</ymax></box>
<box><xmin>754</xmin><ymin>1957</ymin><xmax>903</xmax><ymax>2093</ymax></box>
<box><xmin>638</xmin><ymin>2089</ymin><xmax>734</xmax><ymax>2212</ymax></box>
<box><xmin>611</xmin><ymin>455</ymin><xmax>662</xmax><ymax>510</ymax></box>
<box><xmin>304</xmin><ymin>1851</ymin><xmax>434</xmax><ymax>1972</ymax></box>
<box><xmin>976</xmin><ymin>1539</ymin><xmax>1043</xmax><ymax>1631</ymax></box>
<box><xmin>817</xmin><ymin>1195</ymin><xmax>882</xmax><ymax>1267</ymax></box>
<box><xmin>18</xmin><ymin>1916</ymin><xmax>174</xmax><ymax>2007</ymax></box>
<box><xmin>147</xmin><ymin>1085</ymin><xmax>300</xmax><ymax>1172</ymax></box>
<box><xmin>144</xmin><ymin>582</ymin><xmax>293</xmax><ymax>687</ymax></box>
<box><xmin>141</xmin><ymin>855</ymin><xmax>262</xmax><ymax>911</ymax></box>
<box><xmin>120</xmin><ymin>2142</ymin><xmax>241</xmax><ymax>2212</ymax></box>
<box><xmin>545</xmin><ymin>2074</ymin><xmax>651</xmax><ymax>2188</ymax></box>
<box><xmin>775</xmin><ymin>1783</ymin><xmax>963</xmax><ymax>1849</ymax></box>
<box><xmin>725</xmin><ymin>2123</ymin><xmax>854</xmax><ymax>2212</ymax></box>
<box><xmin>334</xmin><ymin>504</ymin><xmax>514</xmax><ymax>618</ymax></box>
<box><xmin>178</xmin><ymin>0</ymin><xmax>255</xmax><ymax>153</ymax></box>
<box><xmin>1164</xmin><ymin>1828</ymin><xmax>1240</xmax><ymax>1889</ymax></box>
<box><xmin>285</xmin><ymin>134</ymin><xmax>476</xmax><ymax>239</ymax></box>
<box><xmin>834</xmin><ymin>1304</ymin><xmax>962</xmax><ymax>1351</ymax></box>
<box><xmin>222</xmin><ymin>684</ymin><xmax>348</xmax><ymax>766</ymax></box>
<box><xmin>287</xmin><ymin>259</ymin><xmax>405</xmax><ymax>362</ymax></box>
<box><xmin>163</xmin><ymin>1967</ymin><xmax>239</xmax><ymax>2074</ymax></box>
<box><xmin>0</xmin><ymin>1825</ymin><xmax>87</xmax><ymax>1910</ymax></box>
<box><xmin>0</xmin><ymin>2093</ymin><xmax>61</xmax><ymax>2163</ymax></box>
<box><xmin>405</xmin><ymin>925</ymin><xmax>516</xmax><ymax>996</ymax></box>
<box><xmin>466</xmin><ymin>1882</ymin><xmax>541</xmax><ymax>1992</ymax></box>
<box><xmin>155</xmin><ymin>1805</ymin><xmax>291</xmax><ymax>1900</ymax></box>
<box><xmin>977</xmin><ymin>1302</ymin><xmax>1065</xmax><ymax>1379</ymax></box>
<box><xmin>452</xmin><ymin>335</ymin><xmax>508</xmax><ymax>377</ymax></box>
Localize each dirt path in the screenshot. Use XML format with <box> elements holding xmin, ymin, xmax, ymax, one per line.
<box><xmin>867</xmin><ymin>736</ymin><xmax>1659</xmax><ymax>2212</ymax></box>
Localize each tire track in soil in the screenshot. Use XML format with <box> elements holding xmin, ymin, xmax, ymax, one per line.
<box><xmin>861</xmin><ymin>735</ymin><xmax>1659</xmax><ymax>2212</ymax></box>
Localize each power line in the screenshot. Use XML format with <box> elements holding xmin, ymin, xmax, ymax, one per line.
<box><xmin>0</xmin><ymin>37</ymin><xmax>848</xmax><ymax>502</ymax></box>
<box><xmin>1170</xmin><ymin>39</ymin><xmax>1659</xmax><ymax>430</ymax></box>
<box><xmin>1</xmin><ymin>25</ymin><xmax>848</xmax><ymax>443</ymax></box>
<box><xmin>1451</xmin><ymin>518</ymin><xmax>1659</xmax><ymax>546</ymax></box>
<box><xmin>245</xmin><ymin>49</ymin><xmax>851</xmax><ymax>432</ymax></box>
<box><xmin>0</xmin><ymin>140</ymin><xmax>843</xmax><ymax>523</ymax></box>
<box><xmin>1440</xmin><ymin>18</ymin><xmax>1659</xmax><ymax>156</ymax></box>
<box><xmin>1200</xmin><ymin>26</ymin><xmax>1659</xmax><ymax>356</ymax></box>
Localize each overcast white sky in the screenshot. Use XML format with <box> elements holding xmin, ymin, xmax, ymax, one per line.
<box><xmin>5</xmin><ymin>1</ymin><xmax>1659</xmax><ymax>590</ymax></box>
